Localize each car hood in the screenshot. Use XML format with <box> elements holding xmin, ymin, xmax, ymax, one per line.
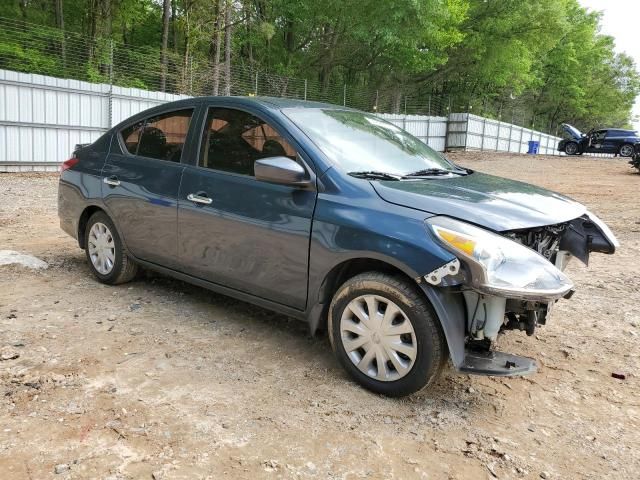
<box><xmin>561</xmin><ymin>123</ymin><xmax>583</xmax><ymax>140</ymax></box>
<box><xmin>371</xmin><ymin>172</ymin><xmax>586</xmax><ymax>231</ymax></box>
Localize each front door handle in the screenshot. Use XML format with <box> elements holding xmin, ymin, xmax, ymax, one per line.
<box><xmin>187</xmin><ymin>193</ymin><xmax>213</xmax><ymax>205</ymax></box>
<box><xmin>103</xmin><ymin>176</ymin><xmax>120</xmax><ymax>187</ymax></box>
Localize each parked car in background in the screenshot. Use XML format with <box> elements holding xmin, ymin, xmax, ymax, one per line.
<box><xmin>558</xmin><ymin>123</ymin><xmax>639</xmax><ymax>156</ymax></box>
<box><xmin>58</xmin><ymin>97</ymin><xmax>619</xmax><ymax>397</ymax></box>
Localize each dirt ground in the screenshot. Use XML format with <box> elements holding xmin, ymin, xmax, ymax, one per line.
<box><xmin>0</xmin><ymin>152</ymin><xmax>638</xmax><ymax>480</ymax></box>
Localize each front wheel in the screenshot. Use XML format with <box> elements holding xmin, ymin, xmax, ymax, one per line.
<box><xmin>564</xmin><ymin>141</ymin><xmax>579</xmax><ymax>155</ymax></box>
<box><xmin>84</xmin><ymin>211</ymin><xmax>138</xmax><ymax>285</ymax></box>
<box><xmin>328</xmin><ymin>272</ymin><xmax>447</xmax><ymax>397</ymax></box>
<box><xmin>619</xmin><ymin>143</ymin><xmax>634</xmax><ymax>157</ymax></box>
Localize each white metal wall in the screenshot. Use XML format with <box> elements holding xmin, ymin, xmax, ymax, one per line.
<box><xmin>447</xmin><ymin>113</ymin><xmax>561</xmax><ymax>155</ymax></box>
<box><xmin>0</xmin><ymin>69</ymin><xmax>189</xmax><ymax>172</ymax></box>
<box><xmin>1</xmin><ymin>68</ymin><xmax>573</xmax><ymax>172</ymax></box>
<box><xmin>375</xmin><ymin>113</ymin><xmax>448</xmax><ymax>152</ymax></box>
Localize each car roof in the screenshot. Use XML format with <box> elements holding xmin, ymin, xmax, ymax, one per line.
<box><xmin>562</xmin><ymin>123</ymin><xmax>637</xmax><ymax>135</ymax></box>
<box><xmin>191</xmin><ymin>95</ymin><xmax>348</xmax><ymax>111</ymax></box>
<box><xmin>603</xmin><ymin>128</ymin><xmax>637</xmax><ymax>133</ymax></box>
<box><xmin>244</xmin><ymin>96</ymin><xmax>344</xmax><ymax>110</ymax></box>
<box><xmin>110</xmin><ymin>95</ymin><xmax>354</xmax><ymax>132</ymax></box>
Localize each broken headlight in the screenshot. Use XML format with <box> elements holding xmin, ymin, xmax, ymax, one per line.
<box><xmin>426</xmin><ymin>216</ymin><xmax>574</xmax><ymax>301</ymax></box>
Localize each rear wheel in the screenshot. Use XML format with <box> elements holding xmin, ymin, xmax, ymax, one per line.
<box><xmin>84</xmin><ymin>211</ymin><xmax>137</xmax><ymax>285</ymax></box>
<box><xmin>328</xmin><ymin>272</ymin><xmax>447</xmax><ymax>397</ymax></box>
<box><xmin>564</xmin><ymin>141</ymin><xmax>579</xmax><ymax>155</ymax></box>
<box><xmin>619</xmin><ymin>143</ymin><xmax>634</xmax><ymax>157</ymax></box>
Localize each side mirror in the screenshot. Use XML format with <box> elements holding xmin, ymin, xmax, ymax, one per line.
<box><xmin>254</xmin><ymin>157</ymin><xmax>311</xmax><ymax>187</ymax></box>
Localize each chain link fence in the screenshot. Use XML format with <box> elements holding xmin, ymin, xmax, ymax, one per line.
<box><xmin>0</xmin><ymin>16</ymin><xmax>537</xmax><ymax>125</ymax></box>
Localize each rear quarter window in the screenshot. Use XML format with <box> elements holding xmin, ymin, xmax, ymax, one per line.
<box><xmin>121</xmin><ymin>120</ymin><xmax>145</xmax><ymax>154</ymax></box>
<box><xmin>120</xmin><ymin>109</ymin><xmax>193</xmax><ymax>162</ymax></box>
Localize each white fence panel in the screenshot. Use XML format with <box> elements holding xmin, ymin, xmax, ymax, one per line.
<box><xmin>111</xmin><ymin>85</ymin><xmax>190</xmax><ymax>125</ymax></box>
<box><xmin>446</xmin><ymin>113</ymin><xmax>563</xmax><ymax>155</ymax></box>
<box><xmin>0</xmin><ymin>68</ymin><xmax>191</xmax><ymax>171</ymax></box>
<box><xmin>376</xmin><ymin>113</ymin><xmax>448</xmax><ymax>152</ymax></box>
<box><xmin>2</xmin><ymin>68</ymin><xmax>608</xmax><ymax>172</ymax></box>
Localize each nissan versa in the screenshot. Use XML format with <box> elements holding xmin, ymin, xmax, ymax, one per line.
<box><xmin>58</xmin><ymin>97</ymin><xmax>618</xmax><ymax>397</ymax></box>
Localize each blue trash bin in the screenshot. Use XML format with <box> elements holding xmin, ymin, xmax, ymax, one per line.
<box><xmin>527</xmin><ymin>140</ymin><xmax>540</xmax><ymax>154</ymax></box>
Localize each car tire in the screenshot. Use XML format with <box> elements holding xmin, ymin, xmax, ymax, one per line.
<box><xmin>619</xmin><ymin>143</ymin><xmax>634</xmax><ymax>157</ymax></box>
<box><xmin>564</xmin><ymin>142</ymin><xmax>579</xmax><ymax>155</ymax></box>
<box><xmin>84</xmin><ymin>211</ymin><xmax>138</xmax><ymax>285</ymax></box>
<box><xmin>328</xmin><ymin>272</ymin><xmax>447</xmax><ymax>397</ymax></box>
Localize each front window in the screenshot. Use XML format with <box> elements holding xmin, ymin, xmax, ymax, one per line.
<box><xmin>592</xmin><ymin>130</ymin><xmax>606</xmax><ymax>143</ymax></box>
<box><xmin>199</xmin><ymin>107</ymin><xmax>297</xmax><ymax>175</ymax></box>
<box><xmin>283</xmin><ymin>108</ymin><xmax>458</xmax><ymax>176</ymax></box>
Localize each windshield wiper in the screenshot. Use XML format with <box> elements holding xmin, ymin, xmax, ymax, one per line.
<box><xmin>348</xmin><ymin>170</ymin><xmax>402</xmax><ymax>181</ymax></box>
<box><xmin>404</xmin><ymin>167</ymin><xmax>468</xmax><ymax>177</ymax></box>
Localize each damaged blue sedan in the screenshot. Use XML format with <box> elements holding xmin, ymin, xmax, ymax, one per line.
<box><xmin>58</xmin><ymin>97</ymin><xmax>618</xmax><ymax>396</ymax></box>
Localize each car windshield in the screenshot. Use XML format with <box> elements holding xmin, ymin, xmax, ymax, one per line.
<box><xmin>283</xmin><ymin>108</ymin><xmax>460</xmax><ymax>176</ymax></box>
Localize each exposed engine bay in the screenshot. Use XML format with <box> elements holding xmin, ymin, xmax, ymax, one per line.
<box><xmin>464</xmin><ymin>214</ymin><xmax>616</xmax><ymax>348</ymax></box>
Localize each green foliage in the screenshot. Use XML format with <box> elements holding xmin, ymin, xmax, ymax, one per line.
<box><xmin>0</xmin><ymin>0</ymin><xmax>637</xmax><ymax>129</ymax></box>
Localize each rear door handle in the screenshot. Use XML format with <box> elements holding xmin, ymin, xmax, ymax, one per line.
<box><xmin>103</xmin><ymin>176</ymin><xmax>120</xmax><ymax>187</ymax></box>
<box><xmin>187</xmin><ymin>193</ymin><xmax>213</xmax><ymax>205</ymax></box>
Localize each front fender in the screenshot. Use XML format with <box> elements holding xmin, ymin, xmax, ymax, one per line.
<box><xmin>308</xmin><ymin>194</ymin><xmax>456</xmax><ymax>284</ymax></box>
<box><xmin>418</xmin><ymin>284</ymin><xmax>467</xmax><ymax>369</ymax></box>
<box><xmin>305</xmin><ymin>191</ymin><xmax>458</xmax><ymax>335</ymax></box>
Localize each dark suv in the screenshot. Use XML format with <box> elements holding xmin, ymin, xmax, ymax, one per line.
<box><xmin>58</xmin><ymin>97</ymin><xmax>618</xmax><ymax>397</ymax></box>
<box><xmin>558</xmin><ymin>123</ymin><xmax>639</xmax><ymax>156</ymax></box>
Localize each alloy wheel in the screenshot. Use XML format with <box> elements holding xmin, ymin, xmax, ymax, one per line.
<box><xmin>620</xmin><ymin>144</ymin><xmax>634</xmax><ymax>157</ymax></box>
<box><xmin>339</xmin><ymin>294</ymin><xmax>417</xmax><ymax>382</ymax></box>
<box><xmin>88</xmin><ymin>222</ymin><xmax>116</xmax><ymax>275</ymax></box>
<box><xmin>565</xmin><ymin>142</ymin><xmax>578</xmax><ymax>155</ymax></box>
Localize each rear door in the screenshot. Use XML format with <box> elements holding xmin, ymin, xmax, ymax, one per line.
<box><xmin>102</xmin><ymin>107</ymin><xmax>196</xmax><ymax>269</ymax></box>
<box><xmin>177</xmin><ymin>106</ymin><xmax>317</xmax><ymax>309</ymax></box>
<box><xmin>601</xmin><ymin>130</ymin><xmax>623</xmax><ymax>153</ymax></box>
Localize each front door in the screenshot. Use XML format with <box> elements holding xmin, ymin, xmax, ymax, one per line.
<box><xmin>587</xmin><ymin>130</ymin><xmax>607</xmax><ymax>153</ymax></box>
<box><xmin>102</xmin><ymin>108</ymin><xmax>194</xmax><ymax>268</ymax></box>
<box><xmin>177</xmin><ymin>107</ymin><xmax>316</xmax><ymax>309</ymax></box>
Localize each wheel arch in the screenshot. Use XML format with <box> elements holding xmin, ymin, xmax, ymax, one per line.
<box><xmin>619</xmin><ymin>142</ymin><xmax>634</xmax><ymax>157</ymax></box>
<box><xmin>307</xmin><ymin>257</ymin><xmax>415</xmax><ymax>334</ymax></box>
<box><xmin>307</xmin><ymin>256</ymin><xmax>466</xmax><ymax>367</ymax></box>
<box><xmin>77</xmin><ymin>205</ymin><xmax>106</xmax><ymax>249</ymax></box>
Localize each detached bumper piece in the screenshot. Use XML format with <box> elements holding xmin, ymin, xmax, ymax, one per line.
<box><xmin>459</xmin><ymin>350</ymin><xmax>537</xmax><ymax>377</ymax></box>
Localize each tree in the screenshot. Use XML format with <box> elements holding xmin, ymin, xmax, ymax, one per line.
<box><xmin>0</xmin><ymin>0</ymin><xmax>637</xmax><ymax>127</ymax></box>
<box><xmin>212</xmin><ymin>0</ymin><xmax>223</xmax><ymax>95</ymax></box>
<box><xmin>54</xmin><ymin>0</ymin><xmax>65</xmax><ymax>69</ymax></box>
<box><xmin>223</xmin><ymin>0</ymin><xmax>232</xmax><ymax>95</ymax></box>
<box><xmin>160</xmin><ymin>0</ymin><xmax>171</xmax><ymax>91</ymax></box>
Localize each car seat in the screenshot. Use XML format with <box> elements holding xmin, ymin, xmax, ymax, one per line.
<box><xmin>138</xmin><ymin>127</ymin><xmax>167</xmax><ymax>159</ymax></box>
<box><xmin>262</xmin><ymin>139</ymin><xmax>287</xmax><ymax>157</ymax></box>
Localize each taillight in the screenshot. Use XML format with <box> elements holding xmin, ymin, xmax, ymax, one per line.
<box><xmin>60</xmin><ymin>157</ymin><xmax>79</xmax><ymax>173</ymax></box>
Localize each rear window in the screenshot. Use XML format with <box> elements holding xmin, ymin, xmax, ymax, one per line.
<box><xmin>609</xmin><ymin>130</ymin><xmax>637</xmax><ymax>137</ymax></box>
